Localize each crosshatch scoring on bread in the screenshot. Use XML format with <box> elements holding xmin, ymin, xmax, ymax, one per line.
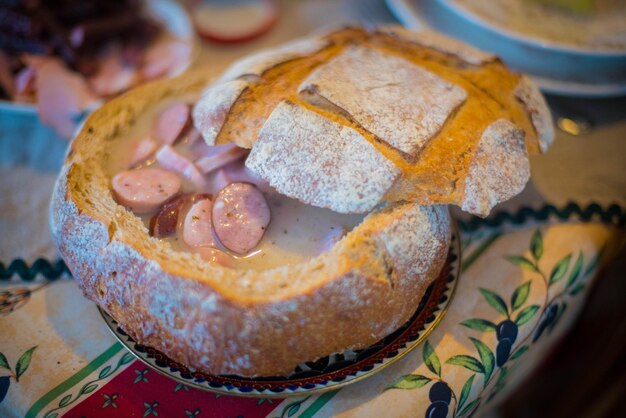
<box><xmin>193</xmin><ymin>26</ymin><xmax>554</xmax><ymax>217</ymax></box>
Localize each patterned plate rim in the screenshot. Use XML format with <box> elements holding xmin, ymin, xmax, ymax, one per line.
<box><xmin>99</xmin><ymin>227</ymin><xmax>461</xmax><ymax>398</ymax></box>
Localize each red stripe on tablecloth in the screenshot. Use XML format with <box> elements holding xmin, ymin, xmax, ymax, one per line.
<box><xmin>63</xmin><ymin>359</ymin><xmax>282</xmax><ymax>418</ymax></box>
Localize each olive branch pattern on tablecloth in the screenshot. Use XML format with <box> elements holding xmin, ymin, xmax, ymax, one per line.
<box><xmin>386</xmin><ymin>229</ymin><xmax>605</xmax><ymax>418</ymax></box>
<box><xmin>0</xmin><ymin>346</ymin><xmax>38</xmax><ymax>404</ymax></box>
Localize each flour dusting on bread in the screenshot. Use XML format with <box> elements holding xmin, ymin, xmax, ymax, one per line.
<box><xmin>462</xmin><ymin>119</ymin><xmax>529</xmax><ymax>216</ymax></box>
<box><xmin>515</xmin><ymin>75</ymin><xmax>554</xmax><ymax>153</ymax></box>
<box><xmin>378</xmin><ymin>204</ymin><xmax>450</xmax><ymax>280</ymax></box>
<box><xmin>193</xmin><ymin>80</ymin><xmax>249</xmax><ymax>146</ymax></box>
<box><xmin>192</xmin><ymin>26</ymin><xmax>550</xmax><ymax>216</ymax></box>
<box><xmin>299</xmin><ymin>45</ymin><xmax>467</xmax><ymax>157</ymax></box>
<box><xmin>246</xmin><ymin>100</ymin><xmax>400</xmax><ymax>213</ymax></box>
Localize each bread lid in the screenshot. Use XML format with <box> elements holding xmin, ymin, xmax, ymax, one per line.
<box><xmin>192</xmin><ymin>26</ymin><xmax>554</xmax><ymax>217</ymax></box>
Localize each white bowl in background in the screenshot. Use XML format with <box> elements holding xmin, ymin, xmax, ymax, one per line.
<box><xmin>385</xmin><ymin>0</ymin><xmax>626</xmax><ymax>97</ymax></box>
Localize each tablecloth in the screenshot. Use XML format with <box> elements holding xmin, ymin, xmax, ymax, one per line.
<box><xmin>2</xmin><ymin>1</ymin><xmax>626</xmax><ymax>417</ymax></box>
<box><xmin>1</xmin><ymin>195</ymin><xmax>624</xmax><ymax>418</ymax></box>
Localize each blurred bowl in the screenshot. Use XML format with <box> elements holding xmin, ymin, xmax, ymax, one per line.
<box><xmin>385</xmin><ymin>0</ymin><xmax>626</xmax><ymax>97</ymax></box>
<box><xmin>0</xmin><ymin>0</ymin><xmax>199</xmax><ymax>150</ymax></box>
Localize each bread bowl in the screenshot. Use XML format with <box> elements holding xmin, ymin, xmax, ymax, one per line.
<box><xmin>50</xmin><ymin>26</ymin><xmax>553</xmax><ymax>377</ymax></box>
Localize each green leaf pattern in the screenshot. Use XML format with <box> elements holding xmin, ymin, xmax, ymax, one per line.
<box><xmin>515</xmin><ymin>305</ymin><xmax>540</xmax><ymax>326</ymax></box>
<box><xmin>505</xmin><ymin>255</ymin><xmax>538</xmax><ymax>273</ymax></box>
<box><xmin>470</xmin><ymin>338</ymin><xmax>494</xmax><ymax>385</ymax></box>
<box><xmin>446</xmin><ymin>355</ymin><xmax>484</xmax><ymax>374</ymax></box>
<box><xmin>510</xmin><ymin>281</ymin><xmax>531</xmax><ymax>311</ymax></box>
<box><xmin>0</xmin><ymin>352</ymin><xmax>9</xmax><ymax>370</ymax></box>
<box><xmin>457</xmin><ymin>374</ymin><xmax>475</xmax><ymax>411</ymax></box>
<box><xmin>549</xmin><ymin>254</ymin><xmax>572</xmax><ymax>286</ymax></box>
<box><xmin>383</xmin><ymin>228</ymin><xmax>606</xmax><ymax>418</ymax></box>
<box><xmin>510</xmin><ymin>345</ymin><xmax>529</xmax><ymax>360</ymax></box>
<box><xmin>566</xmin><ymin>252</ymin><xmax>584</xmax><ymax>288</ymax></box>
<box><xmin>530</xmin><ymin>230</ymin><xmax>543</xmax><ymax>261</ymax></box>
<box><xmin>423</xmin><ymin>341</ymin><xmax>441</xmax><ymax>377</ymax></box>
<box><xmin>276</xmin><ymin>396</ymin><xmax>311</xmax><ymax>418</ymax></box>
<box><xmin>460</xmin><ymin>319</ymin><xmax>496</xmax><ymax>332</ymax></box>
<box><xmin>386</xmin><ymin>375</ymin><xmax>431</xmax><ymax>391</ymax></box>
<box><xmin>15</xmin><ymin>346</ymin><xmax>37</xmax><ymax>381</ymax></box>
<box><xmin>478</xmin><ymin>288</ymin><xmax>509</xmax><ymax>318</ymax></box>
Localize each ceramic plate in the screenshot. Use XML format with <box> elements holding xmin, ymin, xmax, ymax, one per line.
<box><xmin>384</xmin><ymin>0</ymin><xmax>626</xmax><ymax>97</ymax></box>
<box><xmin>99</xmin><ymin>229</ymin><xmax>461</xmax><ymax>398</ymax></box>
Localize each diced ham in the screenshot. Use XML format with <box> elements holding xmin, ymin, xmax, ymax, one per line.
<box><xmin>130</xmin><ymin>137</ymin><xmax>157</xmax><ymax>167</ymax></box>
<box><xmin>212</xmin><ymin>182</ymin><xmax>271</xmax><ymax>254</ymax></box>
<box><xmin>183</xmin><ymin>198</ymin><xmax>215</xmax><ymax>247</ymax></box>
<box><xmin>88</xmin><ymin>44</ymin><xmax>138</xmax><ymax>97</ymax></box>
<box><xmin>112</xmin><ymin>168</ymin><xmax>181</xmax><ymax>214</ymax></box>
<box><xmin>149</xmin><ymin>192</ymin><xmax>211</xmax><ymax>238</ymax></box>
<box><xmin>153</xmin><ymin>102</ymin><xmax>190</xmax><ymax>145</ymax></box>
<box><xmin>155</xmin><ymin>144</ymin><xmax>206</xmax><ymax>189</ymax></box>
<box><xmin>195</xmin><ymin>144</ymin><xmax>248</xmax><ymax>174</ymax></box>
<box><xmin>142</xmin><ymin>40</ymin><xmax>191</xmax><ymax>81</ymax></box>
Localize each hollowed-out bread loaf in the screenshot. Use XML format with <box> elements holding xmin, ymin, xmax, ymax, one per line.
<box><xmin>50</xmin><ymin>26</ymin><xmax>552</xmax><ymax>377</ymax></box>
<box><xmin>193</xmin><ymin>26</ymin><xmax>553</xmax><ymax>217</ymax></box>
<box><xmin>50</xmin><ymin>66</ymin><xmax>451</xmax><ymax>377</ymax></box>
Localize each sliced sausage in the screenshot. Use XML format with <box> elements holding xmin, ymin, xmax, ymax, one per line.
<box><xmin>153</xmin><ymin>102</ymin><xmax>190</xmax><ymax>145</ymax></box>
<box><xmin>149</xmin><ymin>192</ymin><xmax>211</xmax><ymax>238</ymax></box>
<box><xmin>183</xmin><ymin>198</ymin><xmax>215</xmax><ymax>247</ymax></box>
<box><xmin>112</xmin><ymin>168</ymin><xmax>181</xmax><ymax>214</ymax></box>
<box><xmin>155</xmin><ymin>144</ymin><xmax>207</xmax><ymax>189</ymax></box>
<box><xmin>212</xmin><ymin>182</ymin><xmax>271</xmax><ymax>254</ymax></box>
<box><xmin>129</xmin><ymin>137</ymin><xmax>157</xmax><ymax>168</ymax></box>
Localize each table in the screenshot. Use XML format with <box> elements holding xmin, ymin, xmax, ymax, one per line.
<box><xmin>1</xmin><ymin>1</ymin><xmax>625</xmax><ymax>417</ymax></box>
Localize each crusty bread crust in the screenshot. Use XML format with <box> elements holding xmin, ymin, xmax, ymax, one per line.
<box><xmin>299</xmin><ymin>45</ymin><xmax>468</xmax><ymax>158</ymax></box>
<box><xmin>246</xmin><ymin>100</ymin><xmax>401</xmax><ymax>214</ymax></box>
<box><xmin>514</xmin><ymin>75</ymin><xmax>555</xmax><ymax>153</ymax></box>
<box><xmin>462</xmin><ymin>119</ymin><xmax>529</xmax><ymax>215</ymax></box>
<box><xmin>192</xmin><ymin>26</ymin><xmax>554</xmax><ymax>217</ymax></box>
<box><xmin>50</xmin><ymin>68</ymin><xmax>451</xmax><ymax>377</ymax></box>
